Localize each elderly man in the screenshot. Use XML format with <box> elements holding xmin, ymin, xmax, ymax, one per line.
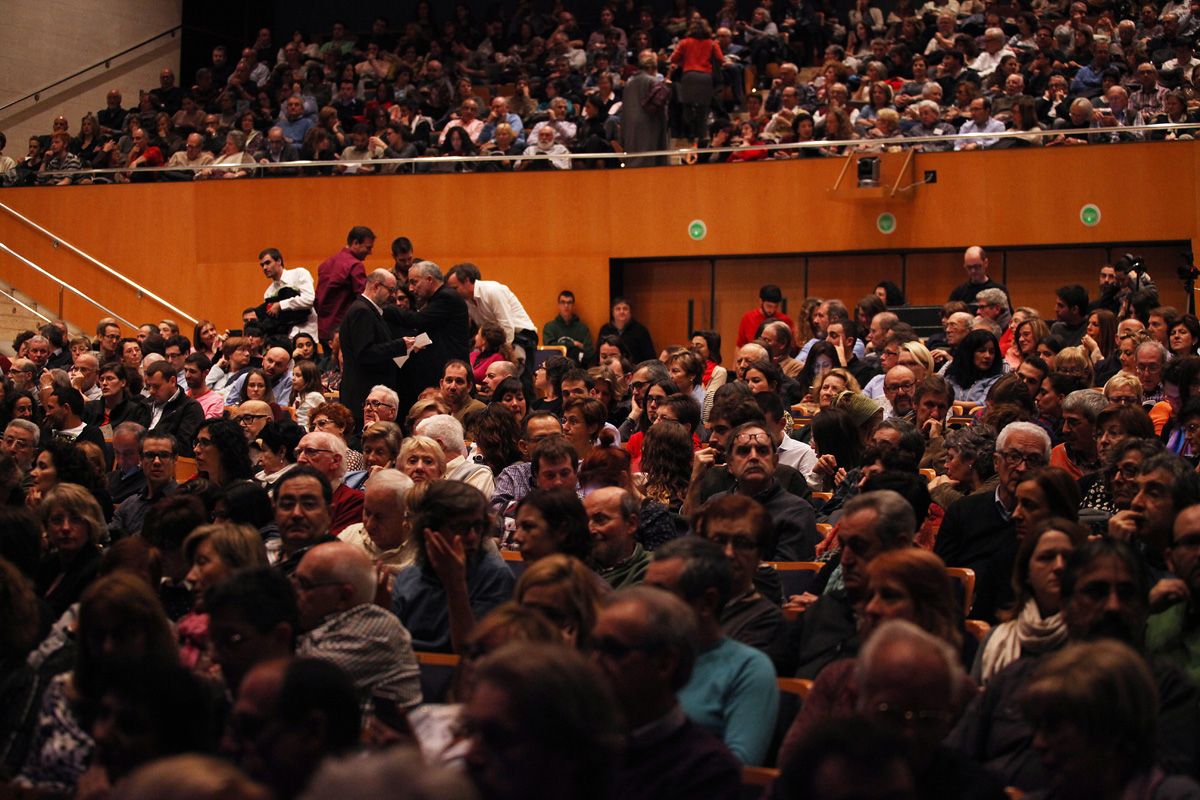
<box><xmin>390</xmin><ymin>481</ymin><xmax>515</xmax><ymax>652</ymax></box>
<box><xmin>273</xmin><ymin>465</ymin><xmax>341</xmax><ymax>576</ymax></box>
<box><xmin>760</xmin><ymin>320</ymin><xmax>803</xmax><ymax>379</ymax></box>
<box><xmin>258</xmin><ymin>248</ymin><xmax>317</xmax><ymax>343</ymax></box>
<box><xmin>438</xmin><ymin>360</ymin><xmax>486</xmax><ymax>421</ymax></box>
<box><xmin>165</xmin><ymin>133</ymin><xmax>215</xmax><ymax>178</ymax></box>
<box><xmin>594</xmin><ymin>586</ymin><xmax>743</xmax><ymax>799</ymax></box>
<box><xmin>415</xmin><ymin>414</ymin><xmax>494</xmax><ymax>496</ymax></box>
<box><xmin>646</xmin><ymin>538</ymin><xmax>779</xmax><ymax>765</ymax></box>
<box><xmin>361</xmin><ymin>385</ymin><xmax>400</xmax><ymax>431</ymax></box>
<box><xmin>479</xmin><ymin>95</ymin><xmax>526</xmax><ymax>147</ymax></box>
<box><xmin>710</xmin><ymin>422</ymin><xmax>818</xmax><ymax>561</ymax></box>
<box><xmin>68</xmin><ymin>351</ymin><xmax>102</xmax><ymax>401</ymax></box>
<box><xmin>144</xmin><ymin>361</ymin><xmax>204</xmax><ymax>453</ymax></box>
<box><xmin>778</xmin><ymin>490</ymin><xmax>916</xmax><ymax>677</ymax></box>
<box><xmin>949</xmin><ymin>246</ymin><xmax>1009</xmax><ymax>305</ymax></box>
<box><xmin>1129</xmin><ymin>62</ymin><xmax>1168</xmax><ymax>118</ymax></box>
<box><xmin>339</xmin><ymin>469</ymin><xmax>416</xmax><ymax>586</ymax></box>
<box><xmin>586</xmin><ymin>487</ymin><xmax>650</xmax><ymax>589</ymax></box>
<box><xmin>1093</xmin><ymin>85</ymin><xmax>1145</xmax><ymax>142</ymax></box>
<box><xmin>254</xmin><ymin>126</ymin><xmax>300</xmax><ymax>175</ymax></box>
<box><xmin>295</xmin><ymin>540</ymin><xmax>421</xmax><ymax>715</ymax></box>
<box><xmin>196</xmin><ymin>130</ymin><xmax>254</xmax><ymax>179</ymax></box>
<box><xmin>1135</xmin><ymin>340</ymin><xmax>1168</xmax><ymax>405</ymax></box>
<box><xmin>294</xmin><ymin>432</ymin><xmax>363</xmax><ymax>538</ymax></box>
<box><xmin>2</xmin><ymin>419</ymin><xmax>38</xmax><ymax>475</ymax></box>
<box><xmin>386</xmin><ymin>260</ymin><xmax>471</xmax><ymax>415</ymax></box>
<box><xmin>276</xmin><ymin>95</ymin><xmax>315</xmax><ymax>144</ymax></box>
<box><xmin>110</xmin><ymin>432</ymin><xmax>179</xmax><ymax>538</ymax></box>
<box><xmin>1050</xmin><ymin>389</ymin><xmax>1108</xmax><ymax>477</ymax></box>
<box><xmin>841</xmin><ymin>622</ymin><xmax>1008</xmax><ymax>799</ymax></box>
<box><xmin>339</xmin><ymin>268</ymin><xmax>411</xmax><ymax>430</ymax></box>
<box><xmin>694</xmin><ymin>494</ymin><xmax>785</xmax><ymax>652</ymax></box>
<box><xmin>1110</xmin><ymin>454</ymin><xmax>1200</xmax><ymax>577</ymax></box>
<box><xmin>950</xmin><ymin>539</ymin><xmax>1200</xmax><ymax>791</ymax></box>
<box><xmin>937</xmin><ymin>421</ymin><xmax>1051</xmax><ymax>621</ymax></box>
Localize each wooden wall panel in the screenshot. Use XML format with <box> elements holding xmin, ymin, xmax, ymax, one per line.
<box><xmin>1003</xmin><ymin>248</ymin><xmax>1108</xmax><ymax>319</ymax></box>
<box><xmin>620</xmin><ymin>260</ymin><xmax>706</xmax><ymax>354</ymax></box>
<box><xmin>0</xmin><ymin>143</ymin><xmax>1197</xmax><ymax>346</ymax></box>
<box><xmin>806</xmin><ymin>253</ymin><xmax>904</xmax><ymax>309</ymax></box>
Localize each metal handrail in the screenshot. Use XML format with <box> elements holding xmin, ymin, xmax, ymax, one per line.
<box><xmin>0</xmin><ymin>201</ymin><xmax>198</xmax><ymax>324</ymax></box>
<box><xmin>0</xmin><ymin>26</ymin><xmax>182</xmax><ymax>114</ymax></box>
<box><xmin>0</xmin><ymin>243</ymin><xmax>137</xmax><ymax>328</ymax></box>
<box><xmin>23</xmin><ymin>119</ymin><xmax>1200</xmax><ymax>179</ymax></box>
<box><xmin>0</xmin><ymin>284</ymin><xmax>51</xmax><ymax>325</ymax></box>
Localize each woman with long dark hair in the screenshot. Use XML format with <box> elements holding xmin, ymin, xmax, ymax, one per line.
<box><xmin>945</xmin><ymin>329</ymin><xmax>1005</xmax><ymax>404</ymax></box>
<box><xmin>193</xmin><ymin>419</ymin><xmax>253</xmax><ymax>488</ymax></box>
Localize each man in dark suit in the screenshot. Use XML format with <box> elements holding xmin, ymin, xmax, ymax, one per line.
<box><xmin>385</xmin><ymin>260</ymin><xmax>470</xmax><ymax>417</ymax></box>
<box><xmin>339</xmin><ymin>269</ymin><xmax>412</xmax><ymax>430</ymax></box>
<box><xmin>935</xmin><ymin>421</ymin><xmax>1051</xmax><ymax>622</ymax></box>
<box><xmin>143</xmin><ymin>361</ymin><xmax>205</xmax><ymax>455</ymax></box>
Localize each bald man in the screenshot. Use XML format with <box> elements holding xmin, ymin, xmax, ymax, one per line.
<box><xmin>949</xmin><ymin>246</ymin><xmax>1009</xmax><ymax>305</ymax></box>
<box><xmin>294</xmin><ymin>541</ymin><xmax>421</xmax><ymax>711</ymax></box>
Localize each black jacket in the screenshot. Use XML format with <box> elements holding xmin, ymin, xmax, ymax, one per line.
<box><xmin>83</xmin><ymin>394</ymin><xmax>150</xmax><ymax>429</ymax></box>
<box><xmin>149</xmin><ymin>389</ymin><xmax>205</xmax><ymax>454</ymax></box>
<box><xmin>340</xmin><ymin>296</ymin><xmax>409</xmax><ymax>429</ymax></box>
<box><xmin>384</xmin><ymin>284</ymin><xmax>471</xmax><ymax>413</ymax></box>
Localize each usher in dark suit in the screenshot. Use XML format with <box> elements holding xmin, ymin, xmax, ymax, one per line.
<box><xmin>385</xmin><ymin>284</ymin><xmax>470</xmax><ymax>415</ymax></box>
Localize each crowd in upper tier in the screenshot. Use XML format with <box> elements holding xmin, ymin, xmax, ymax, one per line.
<box><xmin>3</xmin><ymin>0</ymin><xmax>1198</xmax><ymax>185</ymax></box>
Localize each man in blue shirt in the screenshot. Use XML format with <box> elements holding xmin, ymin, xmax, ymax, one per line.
<box><xmin>644</xmin><ymin>537</ymin><xmax>779</xmax><ymax>765</ymax></box>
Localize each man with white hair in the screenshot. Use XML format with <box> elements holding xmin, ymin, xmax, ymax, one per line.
<box><xmin>295</xmin><ymin>430</ymin><xmax>364</xmax><ymax>536</ymax></box>
<box><xmin>936</xmin><ymin>421</ymin><xmax>1052</xmax><ymax>622</ymax></box>
<box><xmin>362</xmin><ymin>385</ymin><xmax>400</xmax><ymax>428</ymax></box>
<box><xmin>415</xmin><ymin>414</ymin><xmax>495</xmax><ymax>497</ymax></box>
<box><xmin>969</xmin><ymin>27</ymin><xmax>1015</xmax><ymax>78</ymax></box>
<box><xmin>295</xmin><ymin>540</ymin><xmax>421</xmax><ymax>713</ymax></box>
<box><xmin>338</xmin><ymin>469</ymin><xmax>416</xmax><ymax>587</ymax></box>
<box><xmin>2</xmin><ymin>419</ymin><xmax>39</xmax><ymax>473</ymax></box>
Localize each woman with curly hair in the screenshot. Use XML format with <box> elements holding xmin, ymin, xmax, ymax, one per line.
<box><xmin>192</xmin><ymin>418</ymin><xmax>253</xmax><ymax>487</ymax></box>
<box><xmin>637</xmin><ymin>420</ymin><xmax>693</xmax><ymax>513</ymax></box>
<box><xmin>512</xmin><ymin>488</ymin><xmax>592</xmax><ymax>563</ymax></box>
<box><xmin>466</xmin><ymin>405</ymin><xmax>522</xmax><ymax>475</ymax></box>
<box><xmin>28</xmin><ymin>439</ymin><xmax>107</xmax><ymax>514</ymax></box>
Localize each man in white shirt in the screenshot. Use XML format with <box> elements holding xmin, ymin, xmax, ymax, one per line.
<box><xmin>969</xmin><ymin>28</ymin><xmax>1015</xmax><ymax>79</ymax></box>
<box><xmin>259</xmin><ymin>247</ymin><xmax>318</xmax><ymax>341</ymax></box>
<box><xmin>445</xmin><ymin>262</ymin><xmax>539</xmax><ymax>378</ymax></box>
<box><xmin>69</xmin><ymin>352</ymin><xmax>102</xmax><ymax>401</ymax></box>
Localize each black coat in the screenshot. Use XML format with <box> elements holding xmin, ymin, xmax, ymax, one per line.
<box><xmin>934</xmin><ymin>490</ymin><xmax>1017</xmax><ymax>623</ymax></box>
<box><xmin>149</xmin><ymin>390</ymin><xmax>205</xmax><ymax>454</ymax></box>
<box><xmin>384</xmin><ymin>284</ymin><xmax>471</xmax><ymax>414</ymax></box>
<box><xmin>339</xmin><ymin>296</ymin><xmax>409</xmax><ymax>429</ymax></box>
<box><xmin>83</xmin><ymin>394</ymin><xmax>150</xmax><ymax>429</ymax></box>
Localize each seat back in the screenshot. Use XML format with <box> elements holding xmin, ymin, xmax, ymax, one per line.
<box><xmin>946</xmin><ymin>567</ymin><xmax>976</xmax><ymax>617</ymax></box>
<box><xmin>764</xmin><ymin>561</ymin><xmax>824</xmax><ymax>599</ymax></box>
<box><xmin>415</xmin><ymin>651</ymin><xmax>461</xmax><ymax>704</ymax></box>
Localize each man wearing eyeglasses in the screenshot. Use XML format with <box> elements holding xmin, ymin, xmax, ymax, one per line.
<box><xmin>339</xmin><ymin>268</ymin><xmax>414</xmax><ymax>430</ymax></box>
<box><xmin>882</xmin><ymin>365</ymin><xmax>917</xmax><ymax>422</ymax></box>
<box><xmin>936</xmin><ymin>421</ymin><xmax>1052</xmax><ymax>622</ymax></box>
<box><xmin>694</xmin><ymin>494</ymin><xmax>785</xmax><ymax>652</ymax></box>
<box><xmin>1135</xmin><ymin>340</ymin><xmax>1168</xmax><ymax>407</ymax></box>
<box><xmin>2</xmin><ymin>419</ymin><xmax>39</xmax><ymax>473</ymax></box>
<box><xmin>110</xmin><ymin>432</ymin><xmax>178</xmax><ymax>538</ymax></box>
<box><xmin>293</xmin><ymin>432</ymin><xmax>363</xmax><ymax>537</ymax></box>
<box><xmin>708</xmin><ymin>422</ymin><xmax>818</xmax><ymax>562</ymax></box>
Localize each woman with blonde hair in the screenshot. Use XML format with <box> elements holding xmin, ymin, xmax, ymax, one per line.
<box><xmin>399</xmin><ymin>434</ymin><xmax>446</xmax><ymax>484</ymax></box>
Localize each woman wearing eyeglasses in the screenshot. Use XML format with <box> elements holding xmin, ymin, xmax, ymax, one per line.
<box><xmin>193</xmin><ymin>418</ymin><xmax>253</xmax><ymax>488</ymax></box>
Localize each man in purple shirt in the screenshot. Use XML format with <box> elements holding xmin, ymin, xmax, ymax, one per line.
<box><xmin>316</xmin><ymin>226</ymin><xmax>374</xmax><ymax>347</ymax></box>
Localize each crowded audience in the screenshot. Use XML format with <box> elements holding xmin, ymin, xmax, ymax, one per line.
<box><xmin>6</xmin><ymin>0</ymin><xmax>1199</xmax><ymax>186</ymax></box>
